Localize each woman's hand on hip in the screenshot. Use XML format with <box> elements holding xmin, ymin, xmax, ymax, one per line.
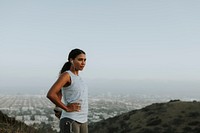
<box><xmin>66</xmin><ymin>103</ymin><xmax>81</xmax><ymax>112</ymax></box>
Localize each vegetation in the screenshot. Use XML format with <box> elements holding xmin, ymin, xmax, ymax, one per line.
<box><xmin>89</xmin><ymin>100</ymin><xmax>200</xmax><ymax>133</ymax></box>
<box><xmin>0</xmin><ymin>111</ymin><xmax>57</xmax><ymax>133</ymax></box>
<box><xmin>1</xmin><ymin>100</ymin><xmax>200</xmax><ymax>133</ymax></box>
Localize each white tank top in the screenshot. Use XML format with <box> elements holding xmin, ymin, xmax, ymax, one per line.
<box><xmin>60</xmin><ymin>70</ymin><xmax>88</xmax><ymax>123</ymax></box>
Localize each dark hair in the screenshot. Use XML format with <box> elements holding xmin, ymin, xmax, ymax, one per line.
<box><xmin>60</xmin><ymin>48</ymin><xmax>86</xmax><ymax>74</ymax></box>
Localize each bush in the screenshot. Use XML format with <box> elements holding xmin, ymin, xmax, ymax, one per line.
<box><xmin>146</xmin><ymin>117</ymin><xmax>162</xmax><ymax>126</ymax></box>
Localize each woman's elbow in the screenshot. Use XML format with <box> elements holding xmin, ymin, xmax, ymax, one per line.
<box><xmin>46</xmin><ymin>92</ymin><xmax>53</xmax><ymax>100</ymax></box>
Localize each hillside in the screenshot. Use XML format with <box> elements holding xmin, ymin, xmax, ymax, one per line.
<box><xmin>0</xmin><ymin>111</ymin><xmax>56</xmax><ymax>133</ymax></box>
<box><xmin>89</xmin><ymin>100</ymin><xmax>200</xmax><ymax>133</ymax></box>
<box><xmin>1</xmin><ymin>100</ymin><xmax>200</xmax><ymax>133</ymax></box>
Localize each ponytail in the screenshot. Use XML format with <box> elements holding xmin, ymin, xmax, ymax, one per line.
<box><xmin>60</xmin><ymin>62</ymin><xmax>71</xmax><ymax>74</ymax></box>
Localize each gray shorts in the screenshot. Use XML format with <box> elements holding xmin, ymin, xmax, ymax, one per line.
<box><xmin>60</xmin><ymin>118</ymin><xmax>88</xmax><ymax>133</ymax></box>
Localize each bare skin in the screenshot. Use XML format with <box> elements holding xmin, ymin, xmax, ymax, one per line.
<box><xmin>47</xmin><ymin>53</ymin><xmax>86</xmax><ymax>113</ymax></box>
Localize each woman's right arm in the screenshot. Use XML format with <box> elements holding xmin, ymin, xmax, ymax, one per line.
<box><xmin>46</xmin><ymin>72</ymin><xmax>80</xmax><ymax>112</ymax></box>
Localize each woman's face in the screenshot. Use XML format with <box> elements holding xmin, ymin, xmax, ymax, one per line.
<box><xmin>73</xmin><ymin>53</ymin><xmax>86</xmax><ymax>71</ymax></box>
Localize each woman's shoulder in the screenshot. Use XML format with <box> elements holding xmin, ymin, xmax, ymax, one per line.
<box><xmin>59</xmin><ymin>71</ymin><xmax>71</xmax><ymax>80</ymax></box>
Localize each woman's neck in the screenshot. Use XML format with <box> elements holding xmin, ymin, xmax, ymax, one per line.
<box><xmin>70</xmin><ymin>69</ymin><xmax>79</xmax><ymax>76</ymax></box>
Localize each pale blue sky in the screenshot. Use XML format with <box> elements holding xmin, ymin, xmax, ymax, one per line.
<box><xmin>0</xmin><ymin>1</ymin><xmax>200</xmax><ymax>94</ymax></box>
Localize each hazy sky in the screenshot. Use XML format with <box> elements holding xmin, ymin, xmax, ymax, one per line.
<box><xmin>1</xmin><ymin>1</ymin><xmax>200</xmax><ymax>94</ymax></box>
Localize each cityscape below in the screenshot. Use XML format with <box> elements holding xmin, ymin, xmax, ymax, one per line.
<box><xmin>0</xmin><ymin>90</ymin><xmax>199</xmax><ymax>132</ymax></box>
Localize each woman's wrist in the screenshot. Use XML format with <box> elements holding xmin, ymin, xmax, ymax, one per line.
<box><xmin>64</xmin><ymin>105</ymin><xmax>70</xmax><ymax>112</ymax></box>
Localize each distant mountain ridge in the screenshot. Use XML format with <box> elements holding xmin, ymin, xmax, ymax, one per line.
<box><xmin>89</xmin><ymin>100</ymin><xmax>200</xmax><ymax>133</ymax></box>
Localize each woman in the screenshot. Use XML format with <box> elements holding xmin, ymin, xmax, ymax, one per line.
<box><xmin>47</xmin><ymin>48</ymin><xmax>88</xmax><ymax>133</ymax></box>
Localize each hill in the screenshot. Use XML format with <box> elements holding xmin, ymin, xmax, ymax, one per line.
<box><xmin>1</xmin><ymin>100</ymin><xmax>200</xmax><ymax>133</ymax></box>
<box><xmin>0</xmin><ymin>111</ymin><xmax>56</xmax><ymax>133</ymax></box>
<box><xmin>89</xmin><ymin>100</ymin><xmax>200</xmax><ymax>133</ymax></box>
